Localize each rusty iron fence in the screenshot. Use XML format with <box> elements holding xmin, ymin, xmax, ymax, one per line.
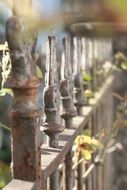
<box><xmin>3</xmin><ymin>17</ymin><xmax>114</xmax><ymax>190</ymax></box>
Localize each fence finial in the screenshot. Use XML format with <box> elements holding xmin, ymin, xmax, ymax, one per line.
<box><xmin>60</xmin><ymin>37</ymin><xmax>77</xmax><ymax>124</ymax></box>
<box><xmin>43</xmin><ymin>36</ymin><xmax>64</xmax><ymax>148</ymax></box>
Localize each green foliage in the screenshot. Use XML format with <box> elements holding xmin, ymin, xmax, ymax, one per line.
<box><xmin>0</xmin><ymin>88</ymin><xmax>13</xmax><ymax>97</ymax></box>
<box><xmin>82</xmin><ymin>129</ymin><xmax>91</xmax><ymax>136</ymax></box>
<box><xmin>0</xmin><ymin>122</ymin><xmax>11</xmax><ymax>131</ymax></box>
<box><xmin>84</xmin><ymin>89</ymin><xmax>93</xmax><ymax>98</ymax></box>
<box><xmin>106</xmin><ymin>0</ymin><xmax>127</xmax><ymax>17</ymax></box>
<box><xmin>114</xmin><ymin>52</ymin><xmax>127</xmax><ymax>61</ymax></box>
<box><xmin>0</xmin><ymin>161</ymin><xmax>11</xmax><ymax>189</ymax></box>
<box><xmin>114</xmin><ymin>52</ymin><xmax>127</xmax><ymax>71</ymax></box>
<box><xmin>121</xmin><ymin>62</ymin><xmax>127</xmax><ymax>70</ymax></box>
<box><xmin>72</xmin><ymin>112</ymin><xmax>121</xmax><ymax>172</ymax></box>
<box><xmin>36</xmin><ymin>66</ymin><xmax>43</xmax><ymax>79</ymax></box>
<box><xmin>83</xmin><ymin>72</ymin><xmax>92</xmax><ymax>82</ymax></box>
<box><xmin>73</xmin><ymin>130</ymin><xmax>103</xmax><ymax>162</ymax></box>
<box><xmin>95</xmin><ymin>69</ymin><xmax>103</xmax><ymax>76</ymax></box>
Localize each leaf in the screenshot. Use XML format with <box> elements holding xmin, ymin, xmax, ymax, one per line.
<box><xmin>74</xmin><ymin>135</ymin><xmax>91</xmax><ymax>151</ymax></box>
<box><xmin>95</xmin><ymin>69</ymin><xmax>103</xmax><ymax>76</ymax></box>
<box><xmin>107</xmin><ymin>138</ymin><xmax>116</xmax><ymax>148</ymax></box>
<box><xmin>82</xmin><ymin>135</ymin><xmax>91</xmax><ymax>144</ymax></box>
<box><xmin>81</xmin><ymin>149</ymin><xmax>92</xmax><ymax>160</ymax></box>
<box><xmin>0</xmin><ymin>88</ymin><xmax>13</xmax><ymax>97</ymax></box>
<box><xmin>83</xmin><ymin>129</ymin><xmax>91</xmax><ymax>136</ymax></box>
<box><xmin>121</xmin><ymin>62</ymin><xmax>127</xmax><ymax>70</ymax></box>
<box><xmin>0</xmin><ymin>90</ymin><xmax>6</xmax><ymax>96</ymax></box>
<box><xmin>74</xmin><ymin>135</ymin><xmax>82</xmax><ymax>145</ymax></box>
<box><xmin>74</xmin><ymin>134</ymin><xmax>104</xmax><ymax>162</ymax></box>
<box><xmin>115</xmin><ymin>52</ymin><xmax>127</xmax><ymax>61</ymax></box>
<box><xmin>84</xmin><ymin>90</ymin><xmax>93</xmax><ymax>98</ymax></box>
<box><xmin>0</xmin><ymin>122</ymin><xmax>11</xmax><ymax>131</ymax></box>
<box><xmin>3</xmin><ymin>88</ymin><xmax>13</xmax><ymax>97</ymax></box>
<box><xmin>36</xmin><ymin>66</ymin><xmax>43</xmax><ymax>78</ymax></box>
<box><xmin>91</xmin><ymin>138</ymin><xmax>103</xmax><ymax>149</ymax></box>
<box><xmin>83</xmin><ymin>72</ymin><xmax>92</xmax><ymax>82</ymax></box>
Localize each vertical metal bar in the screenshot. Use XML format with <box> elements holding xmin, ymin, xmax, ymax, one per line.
<box><xmin>43</xmin><ymin>36</ymin><xmax>64</xmax><ymax>190</ymax></box>
<box><xmin>103</xmin><ymin>83</ymin><xmax>113</xmax><ymax>190</ymax></box>
<box><xmin>6</xmin><ymin>16</ymin><xmax>41</xmax><ymax>189</ymax></box>
<box><xmin>50</xmin><ymin>169</ymin><xmax>60</xmax><ymax>190</ymax></box>
<box><xmin>102</xmin><ymin>41</ymin><xmax>113</xmax><ymax>190</ymax></box>
<box><xmin>77</xmin><ymin>155</ymin><xmax>84</xmax><ymax>190</ymax></box>
<box><xmin>91</xmin><ymin>112</ymin><xmax>98</xmax><ymax>190</ymax></box>
<box><xmin>98</xmin><ymin>100</ymin><xmax>103</xmax><ymax>190</ymax></box>
<box><xmin>86</xmin><ymin>38</ymin><xmax>93</xmax><ymax>93</ymax></box>
<box><xmin>101</xmin><ymin>103</ymin><xmax>105</xmax><ymax>190</ymax></box>
<box><xmin>60</xmin><ymin>37</ymin><xmax>77</xmax><ymax>190</ymax></box>
<box><xmin>102</xmin><ymin>92</ymin><xmax>108</xmax><ymax>190</ymax></box>
<box><xmin>91</xmin><ymin>37</ymin><xmax>99</xmax><ymax>190</ymax></box>
<box><xmin>81</xmin><ymin>38</ymin><xmax>91</xmax><ymax>92</ymax></box>
<box><xmin>64</xmin><ymin>119</ymin><xmax>74</xmax><ymax>190</ymax></box>
<box><xmin>87</xmin><ymin>38</ymin><xmax>95</xmax><ymax>92</ymax></box>
<box><xmin>42</xmin><ymin>180</ymin><xmax>47</xmax><ymax>190</ymax></box>
<box><xmin>87</xmin><ymin>118</ymin><xmax>93</xmax><ymax>190</ymax></box>
<box><xmin>101</xmin><ymin>39</ymin><xmax>105</xmax><ymax>84</ymax></box>
<box><xmin>102</xmin><ymin>67</ymin><xmax>112</xmax><ymax>190</ymax></box>
<box><xmin>73</xmin><ymin>37</ymin><xmax>85</xmax><ymax>113</ymax></box>
<box><xmin>73</xmin><ymin>37</ymin><xmax>85</xmax><ymax>190</ymax></box>
<box><xmin>92</xmin><ymin>38</ymin><xmax>97</xmax><ymax>92</ymax></box>
<box><xmin>102</xmin><ymin>100</ymin><xmax>105</xmax><ymax>190</ymax></box>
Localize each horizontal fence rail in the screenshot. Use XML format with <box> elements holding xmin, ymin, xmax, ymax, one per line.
<box><xmin>3</xmin><ymin>15</ymin><xmax>115</xmax><ymax>190</ymax></box>
<box><xmin>3</xmin><ymin>180</ymin><xmax>35</xmax><ymax>190</ymax></box>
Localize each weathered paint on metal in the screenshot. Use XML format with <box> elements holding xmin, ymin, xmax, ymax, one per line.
<box><xmin>73</xmin><ymin>37</ymin><xmax>85</xmax><ymax>115</ymax></box>
<box><xmin>60</xmin><ymin>37</ymin><xmax>77</xmax><ymax>121</ymax></box>
<box><xmin>43</xmin><ymin>36</ymin><xmax>64</xmax><ymax>140</ymax></box>
<box><xmin>43</xmin><ymin>36</ymin><xmax>64</xmax><ymax>190</ymax></box>
<box><xmin>6</xmin><ymin>16</ymin><xmax>41</xmax><ymax>189</ymax></box>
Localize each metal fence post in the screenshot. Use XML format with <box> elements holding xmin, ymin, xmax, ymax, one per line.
<box><xmin>6</xmin><ymin>16</ymin><xmax>41</xmax><ymax>189</ymax></box>
<box><xmin>73</xmin><ymin>37</ymin><xmax>85</xmax><ymax>190</ymax></box>
<box><xmin>73</xmin><ymin>37</ymin><xmax>85</xmax><ymax>115</ymax></box>
<box><xmin>42</xmin><ymin>36</ymin><xmax>64</xmax><ymax>190</ymax></box>
<box><xmin>60</xmin><ymin>37</ymin><xmax>77</xmax><ymax>190</ymax></box>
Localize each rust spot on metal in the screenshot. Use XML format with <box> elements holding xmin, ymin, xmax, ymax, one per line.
<box><xmin>6</xmin><ymin>15</ymin><xmax>41</xmax><ymax>188</ymax></box>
